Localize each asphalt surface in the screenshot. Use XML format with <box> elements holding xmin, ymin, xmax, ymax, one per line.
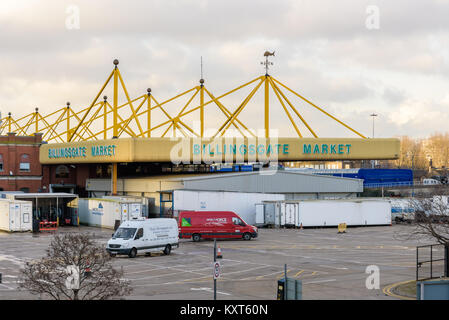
<box><xmin>0</xmin><ymin>224</ymin><xmax>435</xmax><ymax>300</ymax></box>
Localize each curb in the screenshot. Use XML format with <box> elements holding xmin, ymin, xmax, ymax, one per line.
<box><xmin>382</xmin><ymin>280</ymin><xmax>416</xmax><ymax>300</ymax></box>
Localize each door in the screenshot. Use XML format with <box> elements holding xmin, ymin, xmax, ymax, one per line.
<box><xmin>255</xmin><ymin>204</ymin><xmax>264</xmax><ymax>224</ymax></box>
<box><xmin>130</xmin><ymin>203</ymin><xmax>141</xmax><ymax>219</ymax></box>
<box><xmin>134</xmin><ymin>227</ymin><xmax>145</xmax><ymax>251</ymax></box>
<box><xmin>280</xmin><ymin>203</ymin><xmax>286</xmax><ymax>226</ymax></box>
<box><xmin>285</xmin><ymin>204</ymin><xmax>295</xmax><ymax>226</ymax></box>
<box><xmin>9</xmin><ymin>203</ymin><xmax>19</xmax><ymax>231</ymax></box>
<box><xmin>21</xmin><ymin>204</ymin><xmax>32</xmax><ymax>231</ymax></box>
<box><xmin>231</xmin><ymin>216</ymin><xmax>246</xmax><ymax>238</ymax></box>
<box><xmin>121</xmin><ymin>204</ymin><xmax>129</xmax><ymax>222</ymax></box>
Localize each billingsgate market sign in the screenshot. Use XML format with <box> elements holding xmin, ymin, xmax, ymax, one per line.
<box><xmin>40</xmin><ymin>137</ymin><xmax>400</xmax><ymax>164</ymax></box>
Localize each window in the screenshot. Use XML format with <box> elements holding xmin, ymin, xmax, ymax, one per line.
<box><xmin>20</xmin><ymin>187</ymin><xmax>29</xmax><ymax>193</ymax></box>
<box><xmin>113</xmin><ymin>228</ymin><xmax>136</xmax><ymax>239</ymax></box>
<box><xmin>0</xmin><ymin>154</ymin><xmax>3</xmax><ymax>172</ymax></box>
<box><xmin>135</xmin><ymin>228</ymin><xmax>144</xmax><ymax>239</ymax></box>
<box><xmin>232</xmin><ymin>217</ymin><xmax>245</xmax><ymax>226</ymax></box>
<box><xmin>55</xmin><ymin>165</ymin><xmax>69</xmax><ymax>178</ymax></box>
<box><xmin>20</xmin><ymin>154</ymin><xmax>30</xmax><ymax>172</ymax></box>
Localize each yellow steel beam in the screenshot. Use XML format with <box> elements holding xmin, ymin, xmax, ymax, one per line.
<box><xmin>66</xmin><ymin>105</ymin><xmax>71</xmax><ymax>141</ymax></box>
<box><xmin>67</xmin><ymin>107</ymin><xmax>99</xmax><ymax>142</ymax></box>
<box><xmin>149</xmin><ymin>95</ymin><xmax>199</xmax><ymax>137</ymax></box>
<box><xmin>200</xmin><ymin>83</ymin><xmax>204</xmax><ymax>137</ymax></box>
<box><xmin>161</xmin><ymin>122</ymin><xmax>173</xmax><ymax>138</ymax></box>
<box><xmin>204</xmin><ymin>88</ymin><xmax>255</xmax><ymax>138</ymax></box>
<box><xmin>269</xmin><ymin>78</ymin><xmax>317</xmax><ymax>138</ymax></box>
<box><xmin>272</xmin><ymin>77</ymin><xmax>367</xmax><ymax>139</ymax></box>
<box><xmin>17</xmin><ymin>114</ymin><xmax>36</xmax><ymax>136</ymax></box>
<box><xmin>104</xmin><ymin>98</ymin><xmax>107</xmax><ymax>140</ymax></box>
<box><xmin>147</xmin><ymin>90</ymin><xmax>151</xmax><ymax>138</ymax></box>
<box><xmin>72</xmin><ymin>98</ymin><xmax>143</xmax><ymax>141</ymax></box>
<box><xmin>117</xmin><ymin>68</ymin><xmax>144</xmax><ymax>136</ymax></box>
<box><xmin>30</xmin><ymin>107</ymin><xmax>66</xmax><ymax>139</ymax></box>
<box><xmin>146</xmin><ymin>76</ymin><xmax>263</xmax><ymax>134</ymax></box>
<box><xmin>40</xmin><ymin>111</ymin><xmax>66</xmax><ymax>143</ymax></box>
<box><xmin>268</xmin><ymin>77</ymin><xmax>303</xmax><ymax>138</ymax></box>
<box><xmin>264</xmin><ymin>76</ymin><xmax>269</xmax><ymax>138</ymax></box>
<box><xmin>213</xmin><ymin>77</ymin><xmax>265</xmax><ymax>138</ymax></box>
<box><xmin>117</xmin><ymin>95</ymin><xmax>148</xmax><ymax>137</ymax></box>
<box><xmin>113</xmin><ymin>67</ymin><xmax>118</xmax><ymax>137</ymax></box>
<box><xmin>77</xmin><ymin>102</ymin><xmax>105</xmax><ymax>139</ymax></box>
<box><xmin>69</xmin><ymin>69</ymin><xmax>114</xmax><ymax>141</ymax></box>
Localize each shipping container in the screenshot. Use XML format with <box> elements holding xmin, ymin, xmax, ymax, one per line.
<box><xmin>259</xmin><ymin>199</ymin><xmax>391</xmax><ymax>227</ymax></box>
<box><xmin>78</xmin><ymin>198</ymin><xmax>144</xmax><ymax>229</ymax></box>
<box><xmin>0</xmin><ymin>199</ymin><xmax>33</xmax><ymax>232</ymax></box>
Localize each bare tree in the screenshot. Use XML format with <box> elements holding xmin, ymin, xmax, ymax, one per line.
<box><xmin>19</xmin><ymin>233</ymin><xmax>132</xmax><ymax>300</ymax></box>
<box><xmin>398</xmin><ymin>187</ymin><xmax>449</xmax><ymax>245</ymax></box>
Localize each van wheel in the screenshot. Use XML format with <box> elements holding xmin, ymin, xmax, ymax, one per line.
<box><xmin>192</xmin><ymin>234</ymin><xmax>201</xmax><ymax>242</ymax></box>
<box><xmin>163</xmin><ymin>244</ymin><xmax>172</xmax><ymax>255</ymax></box>
<box><xmin>128</xmin><ymin>248</ymin><xmax>137</xmax><ymax>258</ymax></box>
<box><xmin>243</xmin><ymin>233</ymin><xmax>252</xmax><ymax>241</ymax></box>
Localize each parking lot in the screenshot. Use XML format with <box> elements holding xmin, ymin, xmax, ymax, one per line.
<box><xmin>0</xmin><ymin>224</ymin><xmax>427</xmax><ymax>300</ymax></box>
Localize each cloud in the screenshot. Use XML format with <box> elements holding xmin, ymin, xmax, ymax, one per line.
<box><xmin>0</xmin><ymin>0</ymin><xmax>448</xmax><ymax>139</ymax></box>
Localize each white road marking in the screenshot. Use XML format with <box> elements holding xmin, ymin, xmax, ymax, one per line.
<box><xmin>0</xmin><ymin>283</ymin><xmax>14</xmax><ymax>290</ymax></box>
<box><xmin>190</xmin><ymin>287</ymin><xmax>231</xmax><ymax>296</ymax></box>
<box><xmin>318</xmin><ymin>265</ymin><xmax>348</xmax><ymax>270</ymax></box>
<box><xmin>304</xmin><ymin>279</ymin><xmax>337</xmax><ymax>284</ymax></box>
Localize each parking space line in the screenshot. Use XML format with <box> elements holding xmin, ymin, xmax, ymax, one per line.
<box><xmin>303</xmin><ymin>279</ymin><xmax>337</xmax><ymax>285</ymax></box>
<box><xmin>294</xmin><ymin>270</ymin><xmax>304</xmax><ymax>277</ymax></box>
<box><xmin>0</xmin><ymin>283</ymin><xmax>14</xmax><ymax>290</ymax></box>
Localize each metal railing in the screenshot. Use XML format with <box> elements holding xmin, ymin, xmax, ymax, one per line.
<box><xmin>364</xmin><ymin>181</ymin><xmax>414</xmax><ymax>188</ymax></box>
<box><xmin>416</xmin><ymin>244</ymin><xmax>449</xmax><ymax>281</ymax></box>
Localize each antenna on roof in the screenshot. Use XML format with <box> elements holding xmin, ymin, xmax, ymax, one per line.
<box><xmin>200</xmin><ymin>56</ymin><xmax>204</xmax><ymax>80</ymax></box>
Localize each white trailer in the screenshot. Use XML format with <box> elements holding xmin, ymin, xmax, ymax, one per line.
<box><xmin>78</xmin><ymin>198</ymin><xmax>144</xmax><ymax>229</ymax></box>
<box><xmin>260</xmin><ymin>199</ymin><xmax>391</xmax><ymax>227</ymax></box>
<box><xmin>389</xmin><ymin>198</ymin><xmax>416</xmax><ymax>222</ymax></box>
<box><xmin>0</xmin><ymin>199</ymin><xmax>33</xmax><ymax>232</ymax></box>
<box><xmin>172</xmin><ymin>190</ymin><xmax>285</xmax><ymax>225</ymax></box>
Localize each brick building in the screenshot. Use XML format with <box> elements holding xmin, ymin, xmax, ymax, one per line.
<box><xmin>41</xmin><ymin>163</ymin><xmax>90</xmax><ymax>196</ymax></box>
<box><xmin>0</xmin><ymin>133</ymin><xmax>43</xmax><ymax>192</ymax></box>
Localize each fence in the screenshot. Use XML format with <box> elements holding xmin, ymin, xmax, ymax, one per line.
<box><xmin>416</xmin><ymin>244</ymin><xmax>449</xmax><ymax>281</ymax></box>
<box><xmin>364</xmin><ymin>181</ymin><xmax>414</xmax><ymax>189</ymax></box>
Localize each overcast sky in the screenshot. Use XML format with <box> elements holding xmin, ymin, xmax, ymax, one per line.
<box><xmin>1</xmin><ymin>0</ymin><xmax>449</xmax><ymax>139</ymax></box>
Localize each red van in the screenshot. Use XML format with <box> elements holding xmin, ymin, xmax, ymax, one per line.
<box><xmin>178</xmin><ymin>211</ymin><xmax>258</xmax><ymax>241</ymax></box>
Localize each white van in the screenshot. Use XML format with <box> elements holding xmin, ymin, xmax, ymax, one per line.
<box><xmin>423</xmin><ymin>178</ymin><xmax>441</xmax><ymax>185</ymax></box>
<box><xmin>106</xmin><ymin>218</ymin><xmax>179</xmax><ymax>258</ymax></box>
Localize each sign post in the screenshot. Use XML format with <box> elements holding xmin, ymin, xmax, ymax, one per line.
<box><xmin>214</xmin><ymin>239</ymin><xmax>217</xmax><ymax>300</ymax></box>
<box><xmin>212</xmin><ymin>239</ymin><xmax>222</xmax><ymax>300</ymax></box>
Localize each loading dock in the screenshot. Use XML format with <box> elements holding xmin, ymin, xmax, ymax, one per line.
<box><xmin>0</xmin><ymin>192</ymin><xmax>79</xmax><ymax>227</ymax></box>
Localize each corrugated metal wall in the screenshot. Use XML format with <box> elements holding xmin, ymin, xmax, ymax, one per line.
<box><xmin>182</xmin><ymin>171</ymin><xmax>362</xmax><ymax>194</ymax></box>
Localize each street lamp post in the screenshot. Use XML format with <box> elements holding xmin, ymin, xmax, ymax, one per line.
<box><xmin>370</xmin><ymin>113</ymin><xmax>378</xmax><ymax>138</ymax></box>
<box><xmin>370</xmin><ymin>113</ymin><xmax>378</xmax><ymax>169</ymax></box>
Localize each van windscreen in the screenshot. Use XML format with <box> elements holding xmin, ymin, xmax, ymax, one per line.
<box><xmin>113</xmin><ymin>228</ymin><xmax>137</xmax><ymax>239</ymax></box>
